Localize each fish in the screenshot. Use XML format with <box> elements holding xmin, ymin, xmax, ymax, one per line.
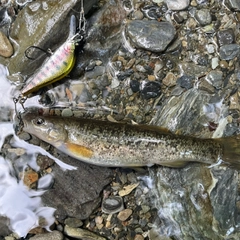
<box><xmin>20</xmin><ymin>112</ymin><xmax>240</xmax><ymax>168</ymax></box>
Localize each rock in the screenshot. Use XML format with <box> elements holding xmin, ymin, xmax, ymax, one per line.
<box><xmin>177</xmin><ymin>75</ymin><xmax>194</xmax><ymax>89</ymax></box>
<box><xmin>64</xmin><ymin>225</ymin><xmax>107</xmax><ymax>240</ymax></box>
<box><xmin>162</xmin><ymin>72</ymin><xmax>177</xmax><ymax>87</ymax></box>
<box><xmin>206</xmin><ymin>70</ymin><xmax>223</xmax><ymax>89</ymax></box>
<box><xmin>149</xmin><ymin>164</ymin><xmax>239</xmax><ymax>239</ymax></box>
<box><xmin>64</xmin><ymin>217</ymin><xmax>83</xmax><ymax>228</ymax></box>
<box><xmin>140</xmin><ymin>81</ymin><xmax>161</xmax><ymax>99</ymax></box>
<box><xmin>41</xmin><ymin>155</ymin><xmax>113</xmax><ymax>221</ymax></box>
<box><xmin>117</xmin><ymin>209</ymin><xmax>133</xmax><ymax>221</ymax></box>
<box><xmin>217</xmin><ymin>29</ymin><xmax>235</xmax><ymax>46</ymax></box>
<box><xmin>61</xmin><ymin>108</ymin><xmax>73</xmax><ymax>117</ymax></box>
<box><xmin>126</xmin><ymin>20</ymin><xmax>176</xmax><ymax>52</ymax></box>
<box><xmin>130</xmin><ymin>80</ymin><xmax>140</xmax><ymax>92</ymax></box>
<box><xmin>20</xmin><ymin>169</ymin><xmax>39</xmax><ymax>188</ymax></box>
<box><xmin>152</xmin><ymin>89</ymin><xmax>211</xmax><ymax>134</ymax></box>
<box><xmin>141</xmin><ymin>5</ymin><xmax>164</xmax><ymax>20</ymax></box>
<box><xmin>0</xmin><ymin>216</ymin><xmax>11</xmax><ymax>237</ymax></box>
<box><xmin>178</xmin><ymin>62</ymin><xmax>208</xmax><ymax>78</ymax></box>
<box><xmin>101</xmin><ymin>196</ymin><xmax>124</xmax><ymax>214</ymax></box>
<box><xmin>29</xmin><ymin>230</ymin><xmax>63</xmax><ymax>240</ymax></box>
<box><xmin>0</xmin><ymin>31</ymin><xmax>13</xmax><ymax>57</ymax></box>
<box><xmin>165</xmin><ymin>0</ymin><xmax>190</xmax><ymax>10</ymax></box>
<box><xmin>195</xmin><ymin>9</ymin><xmax>212</xmax><ymax>26</ymax></box>
<box><xmin>226</xmin><ymin>0</ymin><xmax>240</xmax><ymax>11</ymax></box>
<box><xmin>85</xmin><ymin>66</ymin><xmax>106</xmax><ymax>79</ymax></box>
<box><xmin>219</xmin><ymin>44</ymin><xmax>240</xmax><ymax>60</ymax></box>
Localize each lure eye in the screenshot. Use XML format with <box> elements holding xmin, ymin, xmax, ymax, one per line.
<box><xmin>36</xmin><ymin>118</ymin><xmax>45</xmax><ymax>125</ymax></box>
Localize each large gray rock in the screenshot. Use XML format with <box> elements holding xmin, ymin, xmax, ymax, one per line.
<box><xmin>42</xmin><ymin>154</ymin><xmax>113</xmax><ymax>222</ymax></box>
<box><xmin>126</xmin><ymin>20</ymin><xmax>176</xmax><ymax>53</ymax></box>
<box><xmin>149</xmin><ymin>164</ymin><xmax>240</xmax><ymax>239</ymax></box>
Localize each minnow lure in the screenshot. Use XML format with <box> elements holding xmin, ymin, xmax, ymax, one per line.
<box><xmin>15</xmin><ymin>0</ymin><xmax>86</xmax><ymax>103</ymax></box>
<box><xmin>20</xmin><ymin>112</ymin><xmax>240</xmax><ymax>168</ymax></box>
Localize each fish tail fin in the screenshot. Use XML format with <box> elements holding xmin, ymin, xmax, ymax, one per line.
<box><xmin>217</xmin><ymin>134</ymin><xmax>240</xmax><ymax>168</ymax></box>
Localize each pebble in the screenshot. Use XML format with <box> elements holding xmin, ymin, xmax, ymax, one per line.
<box><xmin>64</xmin><ymin>217</ymin><xmax>83</xmax><ymax>228</ymax></box>
<box><xmin>130</xmin><ymin>80</ymin><xmax>140</xmax><ymax>92</ymax></box>
<box><xmin>177</xmin><ymin>75</ymin><xmax>194</xmax><ymax>89</ymax></box>
<box><xmin>132</xmin><ymin>10</ymin><xmax>144</xmax><ymax>20</ymax></box>
<box><xmin>126</xmin><ymin>20</ymin><xmax>176</xmax><ymax>52</ymax></box>
<box><xmin>117</xmin><ymin>209</ymin><xmax>133</xmax><ymax>221</ymax></box>
<box><xmin>165</xmin><ymin>0</ymin><xmax>190</xmax><ymax>10</ymax></box>
<box><xmin>61</xmin><ymin>108</ymin><xmax>73</xmax><ymax>117</ymax></box>
<box><xmin>134</xmin><ymin>234</ymin><xmax>144</xmax><ymax>240</ymax></box>
<box><xmin>219</xmin><ymin>44</ymin><xmax>240</xmax><ymax>60</ymax></box>
<box><xmin>162</xmin><ymin>72</ymin><xmax>177</xmax><ymax>87</ymax></box>
<box><xmin>29</xmin><ymin>231</ymin><xmax>63</xmax><ymax>240</ymax></box>
<box><xmin>0</xmin><ymin>31</ymin><xmax>13</xmax><ymax>57</ymax></box>
<box><xmin>206</xmin><ymin>70</ymin><xmax>223</xmax><ymax>89</ymax></box>
<box><xmin>195</xmin><ymin>9</ymin><xmax>212</xmax><ymax>26</ymax></box>
<box><xmin>217</xmin><ymin>29</ymin><xmax>235</xmax><ymax>46</ymax></box>
<box><xmin>102</xmin><ymin>196</ymin><xmax>124</xmax><ymax>214</ymax></box>
<box><xmin>211</xmin><ymin>57</ymin><xmax>219</xmax><ymax>69</ymax></box>
<box><xmin>85</xmin><ymin>66</ymin><xmax>106</xmax><ymax>79</ymax></box>
<box><xmin>140</xmin><ymin>81</ymin><xmax>161</xmax><ymax>99</ymax></box>
<box><xmin>64</xmin><ymin>225</ymin><xmax>107</xmax><ymax>240</ymax></box>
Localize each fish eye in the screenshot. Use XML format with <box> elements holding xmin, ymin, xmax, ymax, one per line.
<box><xmin>36</xmin><ymin>118</ymin><xmax>45</xmax><ymax>125</ymax></box>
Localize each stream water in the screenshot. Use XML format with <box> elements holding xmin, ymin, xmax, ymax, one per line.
<box><xmin>0</xmin><ymin>64</ymin><xmax>77</xmax><ymax>237</ymax></box>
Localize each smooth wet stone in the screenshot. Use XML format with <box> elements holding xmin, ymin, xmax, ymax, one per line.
<box><xmin>126</xmin><ymin>20</ymin><xmax>176</xmax><ymax>52</ymax></box>
<box><xmin>64</xmin><ymin>225</ymin><xmax>107</xmax><ymax>240</ymax></box>
<box><xmin>41</xmin><ymin>155</ymin><xmax>113</xmax><ymax>221</ymax></box>
<box><xmin>149</xmin><ymin>164</ymin><xmax>239</xmax><ymax>239</ymax></box>
<box><xmin>165</xmin><ymin>0</ymin><xmax>190</xmax><ymax>10</ymax></box>
<box><xmin>0</xmin><ymin>31</ymin><xmax>13</xmax><ymax>57</ymax></box>
<box><xmin>195</xmin><ymin>9</ymin><xmax>212</xmax><ymax>26</ymax></box>
<box><xmin>29</xmin><ymin>230</ymin><xmax>63</xmax><ymax>240</ymax></box>
<box><xmin>64</xmin><ymin>217</ymin><xmax>83</xmax><ymax>228</ymax></box>
<box><xmin>217</xmin><ymin>29</ymin><xmax>235</xmax><ymax>46</ymax></box>
<box><xmin>72</xmin><ymin>0</ymin><xmax>127</xmax><ymax>77</ymax></box>
<box><xmin>219</xmin><ymin>44</ymin><xmax>240</xmax><ymax>60</ymax></box>
<box><xmin>102</xmin><ymin>196</ymin><xmax>124</xmax><ymax>214</ymax></box>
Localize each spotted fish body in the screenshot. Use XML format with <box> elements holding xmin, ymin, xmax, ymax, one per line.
<box><xmin>21</xmin><ymin>40</ymin><xmax>76</xmax><ymax>96</ymax></box>
<box><xmin>20</xmin><ymin>112</ymin><xmax>240</xmax><ymax>168</ymax></box>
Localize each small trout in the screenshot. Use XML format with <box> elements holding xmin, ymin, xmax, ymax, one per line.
<box><xmin>21</xmin><ymin>112</ymin><xmax>240</xmax><ymax>168</ymax></box>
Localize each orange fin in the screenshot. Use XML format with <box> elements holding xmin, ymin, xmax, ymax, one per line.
<box><xmin>64</xmin><ymin>142</ymin><xmax>94</xmax><ymax>159</ymax></box>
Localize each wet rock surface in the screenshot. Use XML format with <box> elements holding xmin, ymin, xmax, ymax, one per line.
<box><xmin>126</xmin><ymin>20</ymin><xmax>176</xmax><ymax>52</ymax></box>
<box><xmin>1</xmin><ymin>0</ymin><xmax>240</xmax><ymax>239</ymax></box>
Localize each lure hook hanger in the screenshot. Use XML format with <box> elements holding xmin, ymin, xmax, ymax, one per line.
<box><xmin>24</xmin><ymin>46</ymin><xmax>53</xmax><ymax>60</ymax></box>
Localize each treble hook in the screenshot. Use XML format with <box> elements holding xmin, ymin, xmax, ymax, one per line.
<box><xmin>24</xmin><ymin>46</ymin><xmax>52</xmax><ymax>60</ymax></box>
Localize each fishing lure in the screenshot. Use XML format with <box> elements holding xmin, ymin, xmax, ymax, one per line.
<box><xmin>14</xmin><ymin>0</ymin><xmax>86</xmax><ymax>106</ymax></box>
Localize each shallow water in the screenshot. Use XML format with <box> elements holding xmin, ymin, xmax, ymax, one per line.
<box><xmin>0</xmin><ymin>64</ymin><xmax>77</xmax><ymax>237</ymax></box>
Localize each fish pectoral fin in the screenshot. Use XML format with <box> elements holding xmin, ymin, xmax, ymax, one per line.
<box><xmin>61</xmin><ymin>142</ymin><xmax>94</xmax><ymax>159</ymax></box>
